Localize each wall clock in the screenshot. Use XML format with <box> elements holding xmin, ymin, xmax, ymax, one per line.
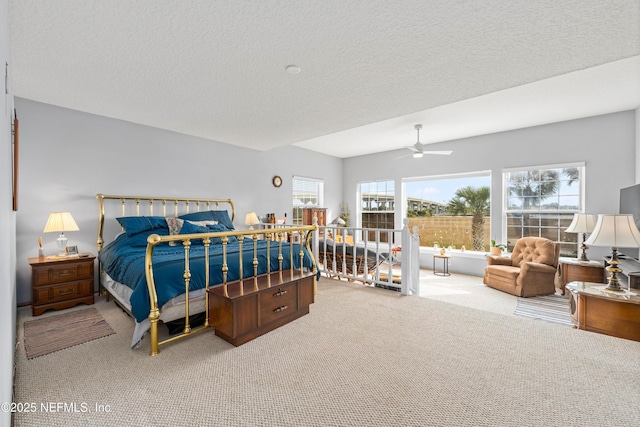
<box><xmin>272</xmin><ymin>175</ymin><xmax>282</xmax><ymax>188</ymax></box>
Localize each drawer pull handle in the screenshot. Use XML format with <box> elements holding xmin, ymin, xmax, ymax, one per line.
<box><xmin>57</xmin><ymin>289</ymin><xmax>74</xmax><ymax>296</ymax></box>
<box><xmin>273</xmin><ymin>306</ymin><xmax>288</xmax><ymax>313</ymax></box>
<box><xmin>56</xmin><ymin>270</ymin><xmax>75</xmax><ymax>277</ymax></box>
<box><xmin>274</xmin><ymin>290</ymin><xmax>287</xmax><ymax>297</ymax></box>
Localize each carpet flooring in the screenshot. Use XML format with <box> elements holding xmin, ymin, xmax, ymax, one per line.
<box><xmin>23</xmin><ymin>307</ymin><xmax>115</xmax><ymax>359</ymax></box>
<box><xmin>514</xmin><ymin>294</ymin><xmax>573</xmax><ymax>327</ymax></box>
<box><xmin>14</xmin><ymin>278</ymin><xmax>640</xmax><ymax>426</ymax></box>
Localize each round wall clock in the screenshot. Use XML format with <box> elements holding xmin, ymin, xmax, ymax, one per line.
<box><xmin>272</xmin><ymin>175</ymin><xmax>282</xmax><ymax>188</ymax></box>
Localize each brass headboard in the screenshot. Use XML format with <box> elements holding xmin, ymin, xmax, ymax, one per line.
<box><xmin>96</xmin><ymin>193</ymin><xmax>235</xmax><ymax>252</ymax></box>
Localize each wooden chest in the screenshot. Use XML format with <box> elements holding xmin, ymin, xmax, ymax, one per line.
<box><xmin>208</xmin><ymin>271</ymin><xmax>315</xmax><ymax>346</ymax></box>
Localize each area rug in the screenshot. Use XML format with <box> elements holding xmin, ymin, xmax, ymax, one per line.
<box><xmin>23</xmin><ymin>307</ymin><xmax>115</xmax><ymax>359</ymax></box>
<box><xmin>514</xmin><ymin>294</ymin><xmax>572</xmax><ymax>327</ymax></box>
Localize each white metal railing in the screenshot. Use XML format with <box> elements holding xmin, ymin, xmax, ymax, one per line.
<box><xmin>312</xmin><ymin>219</ymin><xmax>420</xmax><ymax>295</ymax></box>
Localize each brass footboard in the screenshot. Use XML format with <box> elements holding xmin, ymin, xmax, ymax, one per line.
<box><xmin>145</xmin><ymin>226</ymin><xmax>317</xmax><ymax>355</ymax></box>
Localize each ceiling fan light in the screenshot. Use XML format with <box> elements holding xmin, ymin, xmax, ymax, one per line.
<box><xmin>412</xmin><ymin>151</ymin><xmax>423</xmax><ymax>158</ymax></box>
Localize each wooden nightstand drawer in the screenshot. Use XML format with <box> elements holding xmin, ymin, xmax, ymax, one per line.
<box><xmin>32</xmin><ymin>261</ymin><xmax>93</xmax><ymax>285</ymax></box>
<box><xmin>34</xmin><ymin>280</ymin><xmax>93</xmax><ymax>305</ymax></box>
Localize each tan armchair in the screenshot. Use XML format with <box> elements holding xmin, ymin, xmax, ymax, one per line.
<box><xmin>483</xmin><ymin>237</ymin><xmax>560</xmax><ymax>297</ymax></box>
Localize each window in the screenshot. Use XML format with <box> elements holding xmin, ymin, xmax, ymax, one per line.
<box><xmin>292</xmin><ymin>177</ymin><xmax>323</xmax><ymax>225</ymax></box>
<box><xmin>360</xmin><ymin>180</ymin><xmax>394</xmax><ymax>241</ymax></box>
<box><xmin>504</xmin><ymin>164</ymin><xmax>583</xmax><ymax>256</ymax></box>
<box><xmin>404</xmin><ymin>172</ymin><xmax>491</xmax><ymax>250</ymax></box>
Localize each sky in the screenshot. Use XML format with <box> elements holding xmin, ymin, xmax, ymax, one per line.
<box><xmin>405</xmin><ymin>175</ymin><xmax>491</xmax><ymax>205</ymax></box>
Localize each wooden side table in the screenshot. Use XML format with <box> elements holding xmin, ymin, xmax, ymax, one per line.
<box><xmin>433</xmin><ymin>254</ymin><xmax>451</xmax><ymax>276</ymax></box>
<box><xmin>29</xmin><ymin>254</ymin><xmax>96</xmax><ymax>316</ymax></box>
<box><xmin>567</xmin><ymin>281</ymin><xmax>640</xmax><ymax>342</ymax></box>
<box><xmin>558</xmin><ymin>257</ymin><xmax>605</xmax><ymax>295</ymax></box>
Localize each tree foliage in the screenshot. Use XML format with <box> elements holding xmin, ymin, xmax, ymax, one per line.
<box><xmin>446</xmin><ymin>186</ymin><xmax>490</xmax><ymax>251</ymax></box>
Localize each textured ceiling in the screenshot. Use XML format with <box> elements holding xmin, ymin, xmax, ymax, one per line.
<box><xmin>10</xmin><ymin>1</ymin><xmax>640</xmax><ymax>158</ymax></box>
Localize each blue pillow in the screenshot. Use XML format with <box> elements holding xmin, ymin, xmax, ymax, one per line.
<box><xmin>179</xmin><ymin>210</ymin><xmax>235</xmax><ymax>230</ymax></box>
<box><xmin>176</xmin><ymin>220</ymin><xmax>238</xmax><ymax>245</ymax></box>
<box><xmin>116</xmin><ymin>216</ymin><xmax>168</xmax><ymax>236</ymax></box>
<box><xmin>205</xmin><ymin>223</ymin><xmax>237</xmax><ymax>244</ymax></box>
<box><xmin>179</xmin><ymin>220</ymin><xmax>209</xmax><ymax>235</ymax></box>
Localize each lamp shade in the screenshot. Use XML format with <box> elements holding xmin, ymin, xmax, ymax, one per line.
<box><xmin>244</xmin><ymin>212</ymin><xmax>260</xmax><ymax>227</ymax></box>
<box><xmin>585</xmin><ymin>214</ymin><xmax>640</xmax><ymax>248</ymax></box>
<box><xmin>43</xmin><ymin>212</ymin><xmax>79</xmax><ymax>233</ymax></box>
<box><xmin>565</xmin><ymin>213</ymin><xmax>597</xmax><ymax>234</ymax></box>
<box><xmin>331</xmin><ymin>217</ymin><xmax>346</xmax><ymax>225</ymax></box>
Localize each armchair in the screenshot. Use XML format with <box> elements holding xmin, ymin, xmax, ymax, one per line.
<box><xmin>483</xmin><ymin>237</ymin><xmax>560</xmax><ymax>297</ymax></box>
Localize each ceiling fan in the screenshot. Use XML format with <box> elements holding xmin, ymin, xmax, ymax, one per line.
<box><xmin>406</xmin><ymin>124</ymin><xmax>452</xmax><ymax>158</ymax></box>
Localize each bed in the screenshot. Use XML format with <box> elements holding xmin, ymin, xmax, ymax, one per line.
<box><xmin>96</xmin><ymin>194</ymin><xmax>318</xmax><ymax>355</ymax></box>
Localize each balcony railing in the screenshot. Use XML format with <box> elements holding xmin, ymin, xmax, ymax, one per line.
<box><xmin>312</xmin><ymin>219</ymin><xmax>420</xmax><ymax>295</ymax></box>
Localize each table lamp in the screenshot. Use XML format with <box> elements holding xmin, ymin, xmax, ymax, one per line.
<box><xmin>244</xmin><ymin>212</ymin><xmax>260</xmax><ymax>230</ymax></box>
<box><xmin>565</xmin><ymin>213</ymin><xmax>597</xmax><ymax>261</ymax></box>
<box><xmin>43</xmin><ymin>212</ymin><xmax>79</xmax><ymax>256</ymax></box>
<box><xmin>584</xmin><ymin>214</ymin><xmax>640</xmax><ymax>292</ymax></box>
<box><xmin>331</xmin><ymin>217</ymin><xmax>346</xmax><ymax>226</ymax></box>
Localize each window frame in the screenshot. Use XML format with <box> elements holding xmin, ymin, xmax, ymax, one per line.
<box><xmin>502</xmin><ymin>162</ymin><xmax>585</xmax><ymax>256</ymax></box>
<box><xmin>292</xmin><ymin>176</ymin><xmax>324</xmax><ymax>225</ymax></box>
<box><xmin>358</xmin><ymin>180</ymin><xmax>396</xmax><ymax>239</ymax></box>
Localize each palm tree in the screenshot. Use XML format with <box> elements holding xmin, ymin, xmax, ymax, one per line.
<box><xmin>562</xmin><ymin>167</ymin><xmax>580</xmax><ymax>186</ymax></box>
<box><xmin>507</xmin><ymin>170</ymin><xmax>561</xmax><ymax>237</ymax></box>
<box><xmin>507</xmin><ymin>168</ymin><xmax>580</xmax><ymax>240</ymax></box>
<box><xmin>447</xmin><ymin>186</ymin><xmax>490</xmax><ymax>251</ymax></box>
<box><xmin>508</xmin><ymin>170</ymin><xmax>559</xmax><ymax>210</ymax></box>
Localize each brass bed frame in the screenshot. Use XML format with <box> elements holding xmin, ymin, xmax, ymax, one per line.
<box><xmin>97</xmin><ymin>194</ymin><xmax>317</xmax><ymax>356</ymax></box>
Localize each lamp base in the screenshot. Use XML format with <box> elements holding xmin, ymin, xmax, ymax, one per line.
<box><xmin>604</xmin><ymin>247</ymin><xmax>625</xmax><ymax>292</ymax></box>
<box><xmin>56</xmin><ymin>233</ymin><xmax>68</xmax><ymax>257</ymax></box>
<box><xmin>578</xmin><ymin>233</ymin><xmax>590</xmax><ymax>261</ymax></box>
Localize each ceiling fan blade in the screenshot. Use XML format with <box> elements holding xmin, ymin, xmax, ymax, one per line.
<box><xmin>422</xmin><ymin>150</ymin><xmax>453</xmax><ymax>155</ymax></box>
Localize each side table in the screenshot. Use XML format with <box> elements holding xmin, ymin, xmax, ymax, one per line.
<box><xmin>29</xmin><ymin>254</ymin><xmax>96</xmax><ymax>316</ymax></box>
<box><xmin>558</xmin><ymin>257</ymin><xmax>605</xmax><ymax>295</ymax></box>
<box><xmin>567</xmin><ymin>281</ymin><xmax>640</xmax><ymax>342</ymax></box>
<box><xmin>433</xmin><ymin>254</ymin><xmax>451</xmax><ymax>276</ymax></box>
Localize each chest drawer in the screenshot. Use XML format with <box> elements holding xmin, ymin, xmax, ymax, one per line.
<box><xmin>260</xmin><ymin>282</ymin><xmax>298</xmax><ymax>323</ymax></box>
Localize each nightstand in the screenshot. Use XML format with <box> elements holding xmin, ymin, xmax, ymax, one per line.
<box><xmin>28</xmin><ymin>254</ymin><xmax>96</xmax><ymax>316</ymax></box>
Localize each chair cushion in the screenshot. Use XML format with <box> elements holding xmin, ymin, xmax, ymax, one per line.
<box><xmin>486</xmin><ymin>265</ymin><xmax>520</xmax><ymax>281</ymax></box>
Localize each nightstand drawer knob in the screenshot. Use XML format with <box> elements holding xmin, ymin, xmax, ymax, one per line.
<box><xmin>274</xmin><ymin>289</ymin><xmax>288</xmax><ymax>297</ymax></box>
<box><xmin>56</xmin><ymin>289</ymin><xmax>75</xmax><ymax>296</ymax></box>
<box><xmin>273</xmin><ymin>305</ymin><xmax>288</xmax><ymax>313</ymax></box>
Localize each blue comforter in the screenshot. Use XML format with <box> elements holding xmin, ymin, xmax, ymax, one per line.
<box><xmin>99</xmin><ymin>230</ymin><xmax>314</xmax><ymax>322</ymax></box>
